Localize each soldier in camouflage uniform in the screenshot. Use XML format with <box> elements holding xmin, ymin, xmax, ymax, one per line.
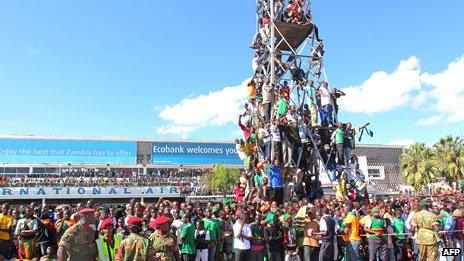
<box><xmin>149</xmin><ymin>216</ymin><xmax>180</xmax><ymax>261</ymax></box>
<box><xmin>411</xmin><ymin>199</ymin><xmax>440</xmax><ymax>261</ymax></box>
<box><xmin>57</xmin><ymin>208</ymin><xmax>98</xmax><ymax>261</ymax></box>
<box><xmin>116</xmin><ymin>217</ymin><xmax>155</xmax><ymax>261</ymax></box>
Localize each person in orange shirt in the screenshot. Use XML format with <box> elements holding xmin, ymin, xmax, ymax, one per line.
<box><xmin>342</xmin><ymin>203</ymin><xmax>361</xmax><ymax>261</ymax></box>
<box><xmin>303</xmin><ymin>210</ymin><xmax>320</xmax><ymax>261</ymax></box>
<box><xmin>0</xmin><ymin>203</ymin><xmax>15</xmax><ymax>260</ymax></box>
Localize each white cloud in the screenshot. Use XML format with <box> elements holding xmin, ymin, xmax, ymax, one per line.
<box><xmin>421</xmin><ymin>55</ymin><xmax>464</xmax><ymax>123</ymax></box>
<box><xmin>411</xmin><ymin>90</ymin><xmax>428</xmax><ymax>109</ymax></box>
<box><xmin>388</xmin><ymin>139</ymin><xmax>415</xmax><ymax>146</ymax></box>
<box><xmin>155</xmin><ymin>54</ymin><xmax>464</xmax><ymax>136</ymax></box>
<box><xmin>157</xmin><ymin>125</ymin><xmax>196</xmax><ymax>136</ymax></box>
<box><xmin>231</xmin><ymin>130</ymin><xmax>243</xmax><ymax>137</ymax></box>
<box><xmin>156</xmin><ymin>79</ymin><xmax>249</xmax><ymax>134</ymax></box>
<box><xmin>339</xmin><ymin>54</ymin><xmax>464</xmax><ymax>125</ymax></box>
<box><xmin>339</xmin><ymin>56</ymin><xmax>422</xmax><ymax>114</ymax></box>
<box><xmin>415</xmin><ymin>115</ymin><xmax>442</xmax><ymax>126</ymax></box>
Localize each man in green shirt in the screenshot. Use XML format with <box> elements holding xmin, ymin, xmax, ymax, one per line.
<box><xmin>438</xmin><ymin>208</ymin><xmax>450</xmax><ymax>229</ymax></box>
<box><xmin>276</xmin><ymin>94</ymin><xmax>288</xmax><ymax>118</ymax></box>
<box><xmin>203</xmin><ymin>208</ymin><xmax>220</xmax><ymax>261</ymax></box>
<box><xmin>253</xmin><ymin>170</ymin><xmax>265</xmax><ymax>187</ymax></box>
<box><xmin>332</xmin><ymin>123</ymin><xmax>345</xmax><ymax>165</ymax></box>
<box><xmin>364</xmin><ymin>207</ymin><xmax>388</xmax><ymax>261</ymax></box>
<box><xmin>307</xmin><ymin>80</ymin><xmax>318</xmax><ymax>127</ymax></box>
<box><xmin>180</xmin><ymin>213</ymin><xmax>196</xmax><ymax>261</ymax></box>
<box><xmin>391</xmin><ymin>208</ymin><xmax>406</xmax><ymax>261</ymax></box>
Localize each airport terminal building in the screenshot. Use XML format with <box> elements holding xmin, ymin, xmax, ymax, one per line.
<box><xmin>0</xmin><ymin>134</ymin><xmax>405</xmax><ymax>200</ymax></box>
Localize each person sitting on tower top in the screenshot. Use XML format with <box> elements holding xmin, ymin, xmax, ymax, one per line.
<box><xmin>289</xmin><ymin>11</ymin><xmax>304</xmax><ymax>25</ymax></box>
<box><xmin>287</xmin><ymin>0</ymin><xmax>300</xmax><ymax>18</ymax></box>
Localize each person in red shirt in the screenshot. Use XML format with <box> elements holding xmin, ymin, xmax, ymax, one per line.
<box><xmin>233</xmin><ymin>182</ymin><xmax>245</xmax><ymax>203</ymax></box>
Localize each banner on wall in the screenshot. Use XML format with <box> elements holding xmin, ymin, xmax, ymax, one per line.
<box><xmin>0</xmin><ymin>186</ymin><xmax>180</xmax><ymax>199</ymax></box>
<box><xmin>0</xmin><ymin>138</ymin><xmax>136</xmax><ymax>164</ymax></box>
<box><xmin>151</xmin><ymin>141</ymin><xmax>242</xmax><ymax>165</ymax></box>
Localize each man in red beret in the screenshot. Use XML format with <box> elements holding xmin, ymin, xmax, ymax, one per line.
<box><xmin>149</xmin><ymin>216</ymin><xmax>180</xmax><ymax>261</ymax></box>
<box><xmin>58</xmin><ymin>208</ymin><xmax>98</xmax><ymax>261</ymax></box>
<box><xmin>116</xmin><ymin>217</ymin><xmax>155</xmax><ymax>261</ymax></box>
<box><xmin>96</xmin><ymin>218</ymin><xmax>121</xmax><ymax>261</ymax></box>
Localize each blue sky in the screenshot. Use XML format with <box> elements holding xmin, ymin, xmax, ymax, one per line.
<box><xmin>0</xmin><ymin>0</ymin><xmax>463</xmax><ymax>146</ymax></box>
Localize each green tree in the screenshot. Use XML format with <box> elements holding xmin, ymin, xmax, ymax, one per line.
<box><xmin>201</xmin><ymin>164</ymin><xmax>240</xmax><ymax>195</ymax></box>
<box><xmin>434</xmin><ymin>135</ymin><xmax>464</xmax><ymax>183</ymax></box>
<box><xmin>400</xmin><ymin>143</ymin><xmax>438</xmax><ymax>192</ymax></box>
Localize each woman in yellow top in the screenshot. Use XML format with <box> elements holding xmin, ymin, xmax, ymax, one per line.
<box><xmin>0</xmin><ymin>203</ymin><xmax>15</xmax><ymax>260</ymax></box>
<box><xmin>335</xmin><ymin>173</ymin><xmax>347</xmax><ymax>201</ymax></box>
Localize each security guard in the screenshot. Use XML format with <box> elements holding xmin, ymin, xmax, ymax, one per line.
<box><xmin>116</xmin><ymin>217</ymin><xmax>155</xmax><ymax>261</ymax></box>
<box><xmin>149</xmin><ymin>216</ymin><xmax>180</xmax><ymax>261</ymax></box>
<box><xmin>58</xmin><ymin>208</ymin><xmax>98</xmax><ymax>261</ymax></box>
<box><xmin>411</xmin><ymin>199</ymin><xmax>440</xmax><ymax>261</ymax></box>
<box><xmin>96</xmin><ymin>218</ymin><xmax>121</xmax><ymax>261</ymax></box>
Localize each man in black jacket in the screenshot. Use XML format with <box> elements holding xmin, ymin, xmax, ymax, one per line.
<box><xmin>314</xmin><ymin>208</ymin><xmax>335</xmax><ymax>261</ymax></box>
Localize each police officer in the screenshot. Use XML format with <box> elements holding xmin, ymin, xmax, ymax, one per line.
<box><xmin>96</xmin><ymin>218</ymin><xmax>121</xmax><ymax>261</ymax></box>
<box><xmin>58</xmin><ymin>208</ymin><xmax>98</xmax><ymax>261</ymax></box>
<box><xmin>149</xmin><ymin>216</ymin><xmax>180</xmax><ymax>261</ymax></box>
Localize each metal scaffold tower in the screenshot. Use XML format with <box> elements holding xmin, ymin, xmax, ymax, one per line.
<box><xmin>236</xmin><ymin>0</ymin><xmax>376</xmax><ymax>203</ymax></box>
<box><xmin>253</xmin><ymin>0</ymin><xmax>325</xmax><ymax>86</ymax></box>
<box><xmin>247</xmin><ymin>0</ymin><xmax>333</xmax><ymax>185</ymax></box>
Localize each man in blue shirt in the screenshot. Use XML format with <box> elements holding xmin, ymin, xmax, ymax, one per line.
<box><xmin>444</xmin><ymin>209</ymin><xmax>463</xmax><ymax>261</ymax></box>
<box><xmin>267</xmin><ymin>159</ymin><xmax>284</xmax><ymax>205</ymax></box>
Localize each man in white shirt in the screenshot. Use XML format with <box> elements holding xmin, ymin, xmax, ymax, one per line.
<box><xmin>318</xmin><ymin>82</ymin><xmax>333</xmax><ymax>126</ymax></box>
<box><xmin>258</xmin><ymin>123</ymin><xmax>272</xmax><ymax>159</ymax></box>
<box><xmin>171</xmin><ymin>210</ymin><xmax>185</xmax><ymax>254</ymax></box>
<box><xmin>241</xmin><ymin>103</ymin><xmax>252</xmax><ymax>125</ymax></box>
<box><xmin>262</xmin><ymin>79</ymin><xmax>275</xmax><ymax>124</ymax></box>
<box><xmin>233</xmin><ymin>213</ymin><xmax>252</xmax><ymax>261</ymax></box>
<box><xmin>405</xmin><ymin>201</ymin><xmax>419</xmax><ymax>258</ymax></box>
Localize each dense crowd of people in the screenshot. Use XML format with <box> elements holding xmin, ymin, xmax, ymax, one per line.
<box><xmin>2</xmin><ymin>193</ymin><xmax>464</xmax><ymax>261</ymax></box>
<box><xmin>0</xmin><ymin>1</ymin><xmax>446</xmax><ymax>261</ymax></box>
<box><xmin>0</xmin><ymin>168</ymin><xmax>208</xmax><ymax>195</ymax></box>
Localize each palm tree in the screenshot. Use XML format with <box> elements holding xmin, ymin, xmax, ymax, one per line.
<box><xmin>434</xmin><ymin>135</ymin><xmax>464</xmax><ymax>183</ymax></box>
<box><xmin>201</xmin><ymin>164</ymin><xmax>240</xmax><ymax>195</ymax></box>
<box><xmin>400</xmin><ymin>143</ymin><xmax>438</xmax><ymax>192</ymax></box>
